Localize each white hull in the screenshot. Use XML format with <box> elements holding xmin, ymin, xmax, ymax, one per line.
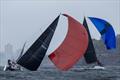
<box><xmin>83</xmin><ymin>66</ymin><xmax>105</xmax><ymax>70</ymax></box>
<box><xmin>3</xmin><ymin>65</ymin><xmax>22</xmax><ymax>71</ymax></box>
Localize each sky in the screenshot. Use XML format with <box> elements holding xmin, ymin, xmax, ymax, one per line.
<box><xmin>0</xmin><ymin>0</ymin><xmax>120</xmax><ymax>55</ymax></box>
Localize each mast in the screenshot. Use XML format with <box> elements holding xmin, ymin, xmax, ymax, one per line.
<box><xmin>17</xmin><ymin>15</ymin><xmax>60</xmax><ymax>71</ymax></box>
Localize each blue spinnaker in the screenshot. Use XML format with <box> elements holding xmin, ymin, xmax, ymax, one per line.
<box><xmin>89</xmin><ymin>17</ymin><xmax>116</xmax><ymax>49</ymax></box>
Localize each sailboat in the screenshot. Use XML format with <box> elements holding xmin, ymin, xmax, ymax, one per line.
<box><xmin>82</xmin><ymin>17</ymin><xmax>105</xmax><ymax>70</ymax></box>
<box><xmin>83</xmin><ymin>17</ymin><xmax>116</xmax><ymax>70</ymax></box>
<box><xmin>16</xmin><ymin>15</ymin><xmax>60</xmax><ymax>71</ymax></box>
<box><xmin>48</xmin><ymin>14</ymin><xmax>89</xmax><ymax>71</ymax></box>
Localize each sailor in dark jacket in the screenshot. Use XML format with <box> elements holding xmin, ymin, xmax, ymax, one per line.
<box><xmin>6</xmin><ymin>59</ymin><xmax>15</xmax><ymax>71</ymax></box>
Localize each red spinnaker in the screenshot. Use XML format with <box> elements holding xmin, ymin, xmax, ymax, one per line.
<box><xmin>48</xmin><ymin>14</ymin><xmax>88</xmax><ymax>71</ymax></box>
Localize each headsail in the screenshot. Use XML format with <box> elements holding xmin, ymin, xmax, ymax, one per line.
<box><xmin>83</xmin><ymin>18</ymin><xmax>98</xmax><ymax>64</ymax></box>
<box><xmin>48</xmin><ymin>14</ymin><xmax>88</xmax><ymax>71</ymax></box>
<box><xmin>16</xmin><ymin>42</ymin><xmax>26</xmax><ymax>62</ymax></box>
<box><xmin>89</xmin><ymin>17</ymin><xmax>116</xmax><ymax>49</ymax></box>
<box><xmin>17</xmin><ymin>15</ymin><xmax>60</xmax><ymax>71</ymax></box>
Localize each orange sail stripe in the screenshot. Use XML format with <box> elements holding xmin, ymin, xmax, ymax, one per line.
<box><xmin>49</xmin><ymin>14</ymin><xmax>88</xmax><ymax>71</ymax></box>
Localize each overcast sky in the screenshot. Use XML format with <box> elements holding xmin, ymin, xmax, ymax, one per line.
<box><xmin>0</xmin><ymin>0</ymin><xmax>120</xmax><ymax>54</ymax></box>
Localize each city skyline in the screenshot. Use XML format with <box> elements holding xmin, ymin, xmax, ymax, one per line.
<box><xmin>0</xmin><ymin>43</ymin><xmax>23</xmax><ymax>66</ymax></box>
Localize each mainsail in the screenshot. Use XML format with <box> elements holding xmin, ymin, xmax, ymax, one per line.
<box><xmin>83</xmin><ymin>18</ymin><xmax>98</xmax><ymax>64</ymax></box>
<box><xmin>89</xmin><ymin>17</ymin><xmax>116</xmax><ymax>49</ymax></box>
<box><xmin>17</xmin><ymin>15</ymin><xmax>60</xmax><ymax>71</ymax></box>
<box><xmin>49</xmin><ymin>14</ymin><xmax>88</xmax><ymax>71</ymax></box>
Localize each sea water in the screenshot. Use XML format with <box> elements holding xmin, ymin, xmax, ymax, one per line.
<box><xmin>0</xmin><ymin>66</ymin><xmax>120</xmax><ymax>80</ymax></box>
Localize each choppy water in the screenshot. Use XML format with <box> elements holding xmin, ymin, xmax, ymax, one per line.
<box><xmin>0</xmin><ymin>66</ymin><xmax>120</xmax><ymax>80</ymax></box>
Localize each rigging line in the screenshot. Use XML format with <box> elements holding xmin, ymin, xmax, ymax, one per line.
<box><xmin>26</xmin><ymin>26</ymin><xmax>57</xmax><ymax>51</ymax></box>
<box><xmin>23</xmin><ymin>26</ymin><xmax>52</xmax><ymax>54</ymax></box>
<box><xmin>27</xmin><ymin>14</ymin><xmax>60</xmax><ymax>42</ymax></box>
<box><xmin>22</xmin><ymin>16</ymin><xmax>60</xmax><ymax>60</ymax></box>
<box><xmin>32</xmin><ymin>27</ymin><xmax>56</xmax><ymax>49</ymax></box>
<box><xmin>16</xmin><ymin>42</ymin><xmax>26</xmax><ymax>62</ymax></box>
<box><xmin>24</xmin><ymin>17</ymin><xmax>60</xmax><ymax>63</ymax></box>
<box><xmin>23</xmin><ymin>26</ymin><xmax>44</xmax><ymax>53</ymax></box>
<box><xmin>26</xmin><ymin>26</ymin><xmax>43</xmax><ymax>42</ymax></box>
